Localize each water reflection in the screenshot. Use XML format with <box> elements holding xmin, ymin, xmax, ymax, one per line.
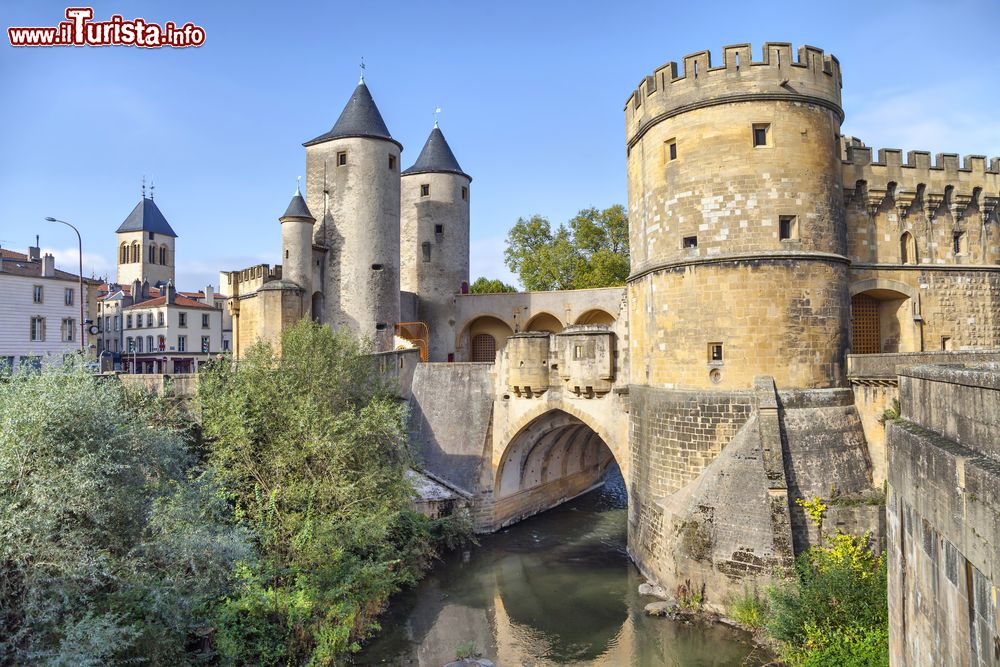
<box><xmin>353</xmin><ymin>466</ymin><xmax>766</xmax><ymax>666</ymax></box>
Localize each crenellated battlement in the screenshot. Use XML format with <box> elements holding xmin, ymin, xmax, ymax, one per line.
<box><xmin>625</xmin><ymin>43</ymin><xmax>842</xmax><ymax>146</ymax></box>
<box><xmin>841</xmin><ymin>140</ymin><xmax>1000</xmax><ymax>211</ymax></box>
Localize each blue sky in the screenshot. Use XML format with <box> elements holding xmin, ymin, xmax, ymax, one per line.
<box><xmin>2</xmin><ymin>0</ymin><xmax>1000</xmax><ymax>289</ymax></box>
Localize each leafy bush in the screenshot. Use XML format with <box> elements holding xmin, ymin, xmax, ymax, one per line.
<box><xmin>0</xmin><ymin>362</ymin><xmax>248</xmax><ymax>664</ymax></box>
<box><xmin>728</xmin><ymin>585</ymin><xmax>768</xmax><ymax>629</ymax></box>
<box><xmin>767</xmin><ymin>531</ymin><xmax>888</xmax><ymax>666</ymax></box>
<box><xmin>199</xmin><ymin>321</ymin><xmax>448</xmax><ymax>664</ymax></box>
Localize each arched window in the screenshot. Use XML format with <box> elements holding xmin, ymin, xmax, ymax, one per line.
<box><xmin>159</xmin><ymin>245</ymin><xmax>168</xmax><ymax>265</ymax></box>
<box><xmin>131</xmin><ymin>242</ymin><xmax>140</xmax><ymax>263</ymax></box>
<box><xmin>149</xmin><ymin>244</ymin><xmax>156</xmax><ymax>264</ymax></box>
<box><xmin>900</xmin><ymin>232</ymin><xmax>917</xmax><ymax>265</ymax></box>
<box><xmin>119</xmin><ymin>243</ymin><xmax>128</xmax><ymax>264</ymax></box>
<box><xmin>471</xmin><ymin>333</ymin><xmax>497</xmax><ymax>362</ymax></box>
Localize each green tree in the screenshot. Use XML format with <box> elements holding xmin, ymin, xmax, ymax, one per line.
<box><xmin>0</xmin><ymin>363</ymin><xmax>248</xmax><ymax>665</ymax></box>
<box><xmin>198</xmin><ymin>321</ymin><xmax>438</xmax><ymax>664</ymax></box>
<box><xmin>503</xmin><ymin>205</ymin><xmax>629</xmax><ymax>291</ymax></box>
<box><xmin>469</xmin><ymin>277</ymin><xmax>517</xmax><ymax>294</ymax></box>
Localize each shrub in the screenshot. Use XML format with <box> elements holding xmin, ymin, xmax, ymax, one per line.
<box><xmin>0</xmin><ymin>362</ymin><xmax>248</xmax><ymax>664</ymax></box>
<box><xmin>728</xmin><ymin>585</ymin><xmax>768</xmax><ymax>629</ymax></box>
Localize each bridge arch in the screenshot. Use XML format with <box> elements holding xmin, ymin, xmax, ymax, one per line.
<box><xmin>492</xmin><ymin>406</ymin><xmax>627</xmax><ymax>528</ymax></box>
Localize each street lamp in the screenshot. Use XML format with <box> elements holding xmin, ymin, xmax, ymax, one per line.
<box><xmin>44</xmin><ymin>217</ymin><xmax>85</xmax><ymax>354</ymax></box>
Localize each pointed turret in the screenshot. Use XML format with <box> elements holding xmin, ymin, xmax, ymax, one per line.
<box><xmin>303</xmin><ymin>79</ymin><xmax>402</xmax><ymax>351</ymax></box>
<box><xmin>400</xmin><ymin>124</ymin><xmax>472</xmax><ymax>360</ymax></box>
<box><xmin>303</xmin><ymin>81</ymin><xmax>402</xmax><ymax>149</ymax></box>
<box><xmin>402</xmin><ymin>126</ymin><xmax>470</xmax><ymax>180</ymax></box>
<box><xmin>280</xmin><ymin>181</ymin><xmax>316</xmax><ymax>298</ymax></box>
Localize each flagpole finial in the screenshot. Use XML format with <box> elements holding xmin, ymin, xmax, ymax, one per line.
<box><xmin>295</xmin><ymin>176</ymin><xmax>302</xmax><ymax>196</ymax></box>
<box><xmin>433</xmin><ymin>107</ymin><xmax>441</xmax><ymax>128</ymax></box>
<box><xmin>359</xmin><ymin>57</ymin><xmax>366</xmax><ymax>84</ymax></box>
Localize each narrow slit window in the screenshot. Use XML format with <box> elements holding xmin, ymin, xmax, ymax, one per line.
<box><xmin>779</xmin><ymin>215</ymin><xmax>799</xmax><ymax>241</ymax></box>
<box><xmin>752</xmin><ymin>123</ymin><xmax>770</xmax><ymax>147</ymax></box>
<box><xmin>666</xmin><ymin>139</ymin><xmax>677</xmax><ymax>161</ymax></box>
<box><xmin>953</xmin><ymin>232</ymin><xmax>964</xmax><ymax>255</ymax></box>
<box><xmin>461</xmin><ymin>186</ymin><xmax>468</xmax><ymax>201</ymax></box>
<box><xmin>388</xmin><ymin>154</ymin><xmax>396</xmax><ymax>170</ymax></box>
<box><xmin>337</xmin><ymin>151</ymin><xmax>347</xmax><ymax>166</ymax></box>
<box><xmin>371</xmin><ymin>263</ymin><xmax>383</xmax><ymax>271</ymax></box>
<box><xmin>709</xmin><ymin>342</ymin><xmax>724</xmax><ymax>363</ymax></box>
<box><xmin>683</xmin><ymin>235</ymin><xmax>698</xmax><ymax>249</ymax></box>
<box><xmin>422</xmin><ymin>242</ymin><xmax>431</xmax><ymax>262</ymax></box>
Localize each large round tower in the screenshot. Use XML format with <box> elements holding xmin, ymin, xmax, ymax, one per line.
<box><xmin>303</xmin><ymin>79</ymin><xmax>402</xmax><ymax>351</ymax></box>
<box><xmin>400</xmin><ymin>124</ymin><xmax>471</xmax><ymax>361</ymax></box>
<box><xmin>625</xmin><ymin>43</ymin><xmax>849</xmax><ymax>389</ymax></box>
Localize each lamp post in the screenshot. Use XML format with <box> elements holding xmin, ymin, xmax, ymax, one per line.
<box><xmin>44</xmin><ymin>217</ymin><xmax>85</xmax><ymax>354</ymax></box>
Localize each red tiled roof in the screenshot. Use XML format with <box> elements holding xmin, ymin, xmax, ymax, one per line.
<box><xmin>123</xmin><ymin>294</ymin><xmax>215</xmax><ymax>310</ymax></box>
<box><xmin>1</xmin><ymin>249</ymin><xmax>28</xmax><ymax>260</ymax></box>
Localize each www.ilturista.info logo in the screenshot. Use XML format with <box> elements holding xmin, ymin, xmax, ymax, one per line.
<box><xmin>8</xmin><ymin>7</ymin><xmax>205</xmax><ymax>48</ymax></box>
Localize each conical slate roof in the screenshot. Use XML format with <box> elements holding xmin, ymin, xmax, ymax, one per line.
<box><xmin>402</xmin><ymin>126</ymin><xmax>470</xmax><ymax>180</ymax></box>
<box><xmin>115</xmin><ymin>197</ymin><xmax>177</xmax><ymax>237</ymax></box>
<box><xmin>281</xmin><ymin>185</ymin><xmax>314</xmax><ymax>221</ymax></box>
<box><xmin>304</xmin><ymin>81</ymin><xmax>401</xmax><ymax>149</ymax></box>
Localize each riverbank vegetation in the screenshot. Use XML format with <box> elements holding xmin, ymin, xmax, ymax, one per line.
<box><xmin>729</xmin><ymin>502</ymin><xmax>888</xmax><ymax>666</ymax></box>
<box><xmin>0</xmin><ymin>321</ymin><xmax>470</xmax><ymax>665</ymax></box>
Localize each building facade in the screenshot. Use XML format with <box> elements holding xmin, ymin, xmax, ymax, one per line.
<box><xmin>0</xmin><ymin>244</ymin><xmax>99</xmax><ymax>371</ymax></box>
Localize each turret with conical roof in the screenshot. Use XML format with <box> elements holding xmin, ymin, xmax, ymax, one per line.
<box><xmin>279</xmin><ymin>181</ymin><xmax>316</xmax><ymax>301</ymax></box>
<box><xmin>116</xmin><ymin>195</ymin><xmax>177</xmax><ymax>287</ymax></box>
<box><xmin>304</xmin><ymin>79</ymin><xmax>402</xmax><ymax>351</ymax></box>
<box><xmin>400</xmin><ymin>124</ymin><xmax>472</xmax><ymax>360</ymax></box>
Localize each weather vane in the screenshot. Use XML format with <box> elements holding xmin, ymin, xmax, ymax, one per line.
<box><xmin>141</xmin><ymin>175</ymin><xmax>146</xmax><ymax>198</ymax></box>
<box><xmin>359</xmin><ymin>57</ymin><xmax>366</xmax><ymax>83</ymax></box>
<box><xmin>149</xmin><ymin>178</ymin><xmax>155</xmax><ymax>200</ymax></box>
<box><xmin>434</xmin><ymin>107</ymin><xmax>441</xmax><ymax>128</ymax></box>
<box><xmin>296</xmin><ymin>175</ymin><xmax>302</xmax><ymax>194</ymax></box>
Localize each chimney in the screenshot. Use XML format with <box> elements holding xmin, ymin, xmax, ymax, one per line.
<box><xmin>204</xmin><ymin>284</ymin><xmax>215</xmax><ymax>304</ymax></box>
<box><xmin>28</xmin><ymin>236</ymin><xmax>40</xmax><ymax>261</ymax></box>
<box><xmin>131</xmin><ymin>279</ymin><xmax>142</xmax><ymax>305</ymax></box>
<box><xmin>141</xmin><ymin>279</ymin><xmax>150</xmax><ymax>299</ymax></box>
<box><xmin>164</xmin><ymin>280</ymin><xmax>176</xmax><ymax>305</ymax></box>
<box><xmin>41</xmin><ymin>253</ymin><xmax>56</xmax><ymax>277</ymax></box>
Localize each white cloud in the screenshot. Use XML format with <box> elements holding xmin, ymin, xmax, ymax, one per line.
<box><xmin>844</xmin><ymin>84</ymin><xmax>1000</xmax><ymax>160</ymax></box>
<box><xmin>42</xmin><ymin>246</ymin><xmax>113</xmax><ymax>280</ymax></box>
<box><xmin>470</xmin><ymin>235</ymin><xmax>519</xmax><ymax>286</ymax></box>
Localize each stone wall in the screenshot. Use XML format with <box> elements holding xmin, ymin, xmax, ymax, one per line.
<box><xmin>887</xmin><ymin>364</ymin><xmax>1000</xmax><ymax>666</ymax></box>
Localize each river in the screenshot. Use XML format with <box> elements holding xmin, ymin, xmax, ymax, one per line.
<box><xmin>353</xmin><ymin>466</ymin><xmax>769</xmax><ymax>666</ymax></box>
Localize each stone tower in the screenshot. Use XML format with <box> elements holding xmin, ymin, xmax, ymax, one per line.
<box><xmin>115</xmin><ymin>196</ymin><xmax>177</xmax><ymax>286</ymax></box>
<box><xmin>279</xmin><ymin>182</ymin><xmax>316</xmax><ymax>305</ymax></box>
<box><xmin>624</xmin><ymin>43</ymin><xmax>848</xmax><ymax>390</ymax></box>
<box><xmin>303</xmin><ymin>79</ymin><xmax>402</xmax><ymax>351</ymax></box>
<box><xmin>400</xmin><ymin>124</ymin><xmax>472</xmax><ymax>360</ymax></box>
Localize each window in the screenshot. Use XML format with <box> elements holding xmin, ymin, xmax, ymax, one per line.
<box><xmin>61</xmin><ymin>318</ymin><xmax>75</xmax><ymax>342</ymax></box>
<box><xmin>33</xmin><ymin>285</ymin><xmax>43</xmax><ymax>303</ymax></box>
<box><xmin>136</xmin><ymin>313</ymin><xmax>143</xmax><ymax>328</ymax></box>
<box><xmin>371</xmin><ymin>263</ymin><xmax>383</xmax><ymax>271</ymax></box>
<box><xmin>223</xmin><ymin>339</ymin><xmax>230</xmax><ymax>351</ymax></box>
<box><xmin>64</xmin><ymin>288</ymin><xmax>74</xmax><ymax>306</ymax></box>
<box><xmin>1</xmin><ymin>356</ymin><xmax>13</xmax><ymax>375</ymax></box>
<box><xmin>471</xmin><ymin>333</ymin><xmax>496</xmax><ymax>363</ymax></box>
<box><xmin>30</xmin><ymin>317</ymin><xmax>45</xmax><ymax>342</ymax></box>
<box><xmin>202</xmin><ymin>336</ymin><xmax>210</xmax><ymax>353</ymax></box>
<box><xmin>683</xmin><ymin>236</ymin><xmax>698</xmax><ymax>249</ymax></box>
<box><xmin>135</xmin><ymin>336</ymin><xmax>143</xmax><ymax>353</ymax></box>
<box><xmin>422</xmin><ymin>242</ymin><xmax>431</xmax><ymax>262</ymax></box>
<box><xmin>158</xmin><ymin>335</ymin><xmax>165</xmax><ymax>351</ymax></box>
<box><xmin>779</xmin><ymin>215</ymin><xmax>799</xmax><ymax>241</ymax></box>
<box><xmin>375</xmin><ymin>323</ymin><xmax>387</xmax><ymax>331</ymax></box>
<box><xmin>461</xmin><ymin>186</ymin><xmax>468</xmax><ymax>201</ymax></box>
<box><xmin>941</xmin><ymin>336</ymin><xmax>953</xmax><ymax>351</ymax></box>
<box><xmin>146</xmin><ymin>335</ymin><xmax>153</xmax><ymax>352</ymax></box>
<box><xmin>752</xmin><ymin>123</ymin><xmax>771</xmax><ymax>147</ymax></box>
<box><xmin>120</xmin><ymin>243</ymin><xmax>128</xmax><ymax>264</ymax></box>
<box><xmin>666</xmin><ymin>139</ymin><xmax>677</xmax><ymax>161</ymax></box>
<box><xmin>146</xmin><ymin>313</ymin><xmax>153</xmax><ymax>327</ymax></box>
<box><xmin>149</xmin><ymin>245</ymin><xmax>156</xmax><ymax>263</ymax></box>
<box><xmin>114</xmin><ymin>316</ymin><xmax>121</xmax><ymax>331</ymax></box>
<box><xmin>709</xmin><ymin>342</ymin><xmax>724</xmax><ymax>363</ymax></box>
<box><xmin>178</xmin><ymin>335</ymin><xmax>187</xmax><ymax>352</ymax></box>
<box><xmin>434</xmin><ymin>224</ymin><xmax>444</xmax><ymax>235</ymax></box>
<box><xmin>158</xmin><ymin>312</ymin><xmax>164</xmax><ymax>326</ymax></box>
<box><xmin>337</xmin><ymin>151</ymin><xmax>347</xmax><ymax>166</ymax></box>
<box><xmin>149</xmin><ymin>232</ymin><xmax>155</xmax><ymax>240</ymax></box>
<box><xmin>420</xmin><ymin>184</ymin><xmax>430</xmax><ymax>197</ymax></box>
<box><xmin>388</xmin><ymin>154</ymin><xmax>396</xmax><ymax>170</ymax></box>
<box><xmin>202</xmin><ymin>313</ymin><xmax>209</xmax><ymax>328</ymax></box>
<box><xmin>104</xmin><ymin>316</ymin><xmax>110</xmax><ymax>331</ymax></box>
<box><xmin>179</xmin><ymin>313</ymin><xmax>187</xmax><ymax>327</ymax></box>
<box><xmin>126</xmin><ymin>315</ymin><xmax>133</xmax><ymax>328</ymax></box>
<box><xmin>900</xmin><ymin>232</ymin><xmax>917</xmax><ymax>265</ymax></box>
<box><xmin>953</xmin><ymin>232</ymin><xmax>965</xmax><ymax>255</ymax></box>
<box><xmin>127</xmin><ymin>337</ymin><xmax>134</xmax><ymax>353</ymax></box>
<box><xmin>159</xmin><ymin>246</ymin><xmax>168</xmax><ymax>265</ymax></box>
